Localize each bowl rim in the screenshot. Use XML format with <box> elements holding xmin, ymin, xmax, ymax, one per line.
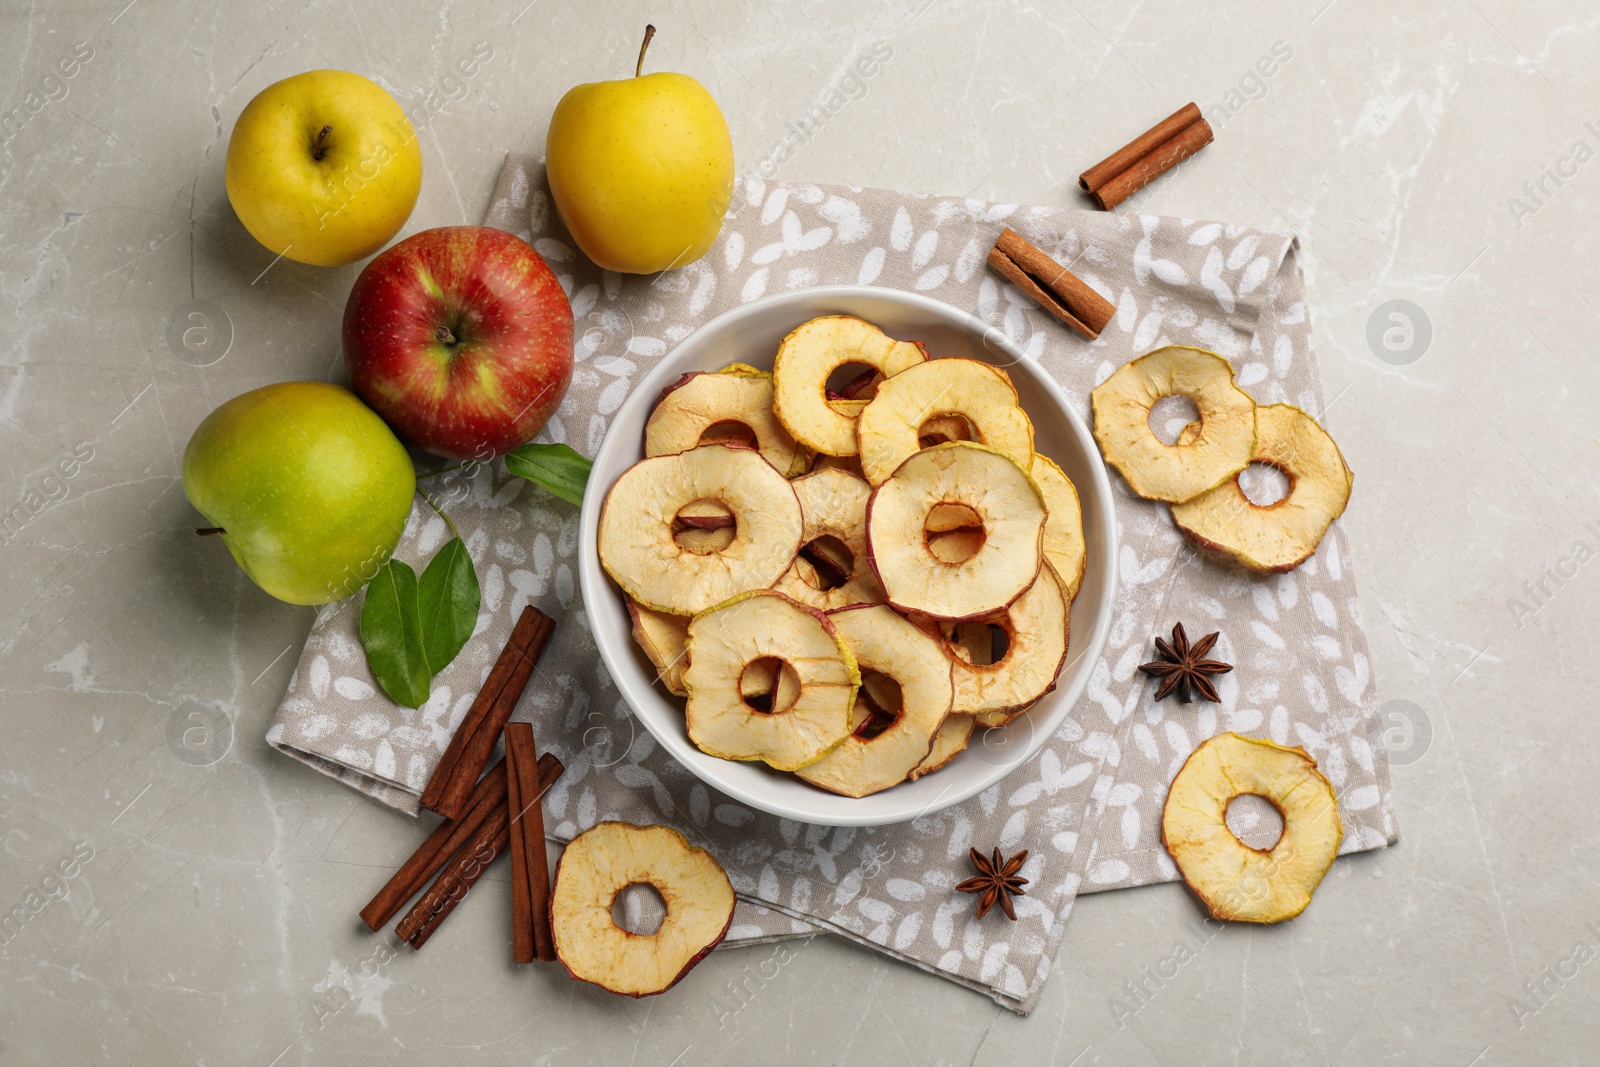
<box><xmin>577</xmin><ymin>284</ymin><xmax>1119</xmax><ymax>826</ymax></box>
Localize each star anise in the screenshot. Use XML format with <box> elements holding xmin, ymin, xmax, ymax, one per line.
<box><xmin>1139</xmin><ymin>622</ymin><xmax>1232</xmax><ymax>703</ymax></box>
<box><xmin>955</xmin><ymin>847</ymin><xmax>1029</xmax><ymax>920</ymax></box>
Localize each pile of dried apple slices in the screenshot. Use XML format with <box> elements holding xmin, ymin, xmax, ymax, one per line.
<box><xmin>1092</xmin><ymin>345</ymin><xmax>1352</xmax><ymax>572</ymax></box>
<box><xmin>599</xmin><ymin>315</ymin><xmax>1086</xmax><ymax>797</ymax></box>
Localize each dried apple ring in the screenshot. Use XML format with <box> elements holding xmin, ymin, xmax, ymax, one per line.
<box><xmin>551</xmin><ymin>822</ymin><xmax>735</xmax><ymax>996</ymax></box>
<box><xmin>645</xmin><ymin>369</ymin><xmax>807</xmax><ymax>476</ymax></box>
<box><xmin>772</xmin><ymin>316</ymin><xmax>927</xmax><ymax>457</ymax></box>
<box><xmin>866</xmin><ymin>442</ymin><xmax>1046</xmax><ymax>621</ymax></box>
<box><xmin>908</xmin><ymin>622</ymin><xmax>992</xmax><ymax>777</ymax></box>
<box><xmin>909</xmin><ymin>713</ymin><xmax>975</xmax><ymax>780</ymax></box>
<box><xmin>797</xmin><ymin>605</ymin><xmax>953</xmax><ymax>797</ymax></box>
<box><xmin>773</xmin><ymin>467</ymin><xmax>885</xmax><ymax>610</ymax></box>
<box><xmin>857</xmin><ymin>358</ymin><xmax>1035</xmax><ymax>485</ymax></box>
<box><xmin>1091</xmin><ymin>345</ymin><xmax>1256</xmax><ymax>503</ymax></box>
<box><xmin>1161</xmin><ymin>733</ymin><xmax>1342</xmax><ymax>924</ymax></box>
<box><xmin>1031</xmin><ymin>455</ymin><xmax>1087</xmax><ymax>602</ymax></box>
<box><xmin>917</xmin><ymin>563</ymin><xmax>1069</xmax><ymax>726</ymax></box>
<box><xmin>627</xmin><ymin>599</ymin><xmax>690</xmax><ymax>696</ymax></box>
<box><xmin>1171</xmin><ymin>404</ymin><xmax>1353</xmax><ymax>573</ymax></box>
<box><xmin>598</xmin><ymin>443</ymin><xmax>802</xmax><ymax>616</ymax></box>
<box><xmin>684</xmin><ymin>591</ymin><xmax>859</xmax><ymax>771</ymax></box>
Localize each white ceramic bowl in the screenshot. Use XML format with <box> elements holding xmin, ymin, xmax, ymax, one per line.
<box><xmin>578</xmin><ymin>286</ymin><xmax>1118</xmax><ymax>826</ymax></box>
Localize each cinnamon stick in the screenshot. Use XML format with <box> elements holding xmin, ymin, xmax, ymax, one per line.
<box><xmin>1079</xmin><ymin>102</ymin><xmax>1213</xmax><ymax>211</ymax></box>
<box><xmin>505</xmin><ymin>722</ymin><xmax>556</xmax><ymax>963</ymax></box>
<box><xmin>397</xmin><ymin>804</ymin><xmax>509</xmax><ymax>947</ymax></box>
<box><xmin>506</xmin><ymin>738</ymin><xmax>532</xmax><ymax>963</ymax></box>
<box><xmin>398</xmin><ymin>751</ymin><xmax>564</xmax><ymax>948</ymax></box>
<box><xmin>359</xmin><ymin>758</ymin><xmax>509</xmax><ymax>932</ymax></box>
<box><xmin>420</xmin><ymin>606</ymin><xmax>556</xmax><ymax>818</ymax></box>
<box><xmin>1079</xmin><ymin>102</ymin><xmax>1201</xmax><ymax>194</ymax></box>
<box><xmin>988</xmin><ymin>228</ymin><xmax>1117</xmax><ymax>340</ymax></box>
<box><xmin>1091</xmin><ymin>119</ymin><xmax>1213</xmax><ymax>210</ymax></box>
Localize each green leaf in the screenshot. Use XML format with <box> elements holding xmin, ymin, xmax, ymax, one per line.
<box><xmin>504</xmin><ymin>442</ymin><xmax>592</xmax><ymax>506</ymax></box>
<box><xmin>360</xmin><ymin>559</ymin><xmax>431</xmax><ymax>708</ymax></box>
<box><xmin>417</xmin><ymin>537</ymin><xmax>480</xmax><ymax>676</ymax></box>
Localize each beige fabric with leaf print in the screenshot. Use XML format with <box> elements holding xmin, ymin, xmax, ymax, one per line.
<box><xmin>267</xmin><ymin>154</ymin><xmax>1397</xmax><ymax>1013</ymax></box>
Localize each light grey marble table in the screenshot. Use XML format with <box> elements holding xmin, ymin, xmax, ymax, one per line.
<box><xmin>2</xmin><ymin>1</ymin><xmax>1595</xmax><ymax>1063</ymax></box>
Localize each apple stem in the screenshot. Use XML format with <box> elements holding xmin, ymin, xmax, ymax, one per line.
<box><xmin>195</xmin><ymin>526</ymin><xmax>225</xmax><ymax>536</ymax></box>
<box><xmin>311</xmin><ymin>124</ymin><xmax>333</xmax><ymax>161</ymax></box>
<box><xmin>416</xmin><ymin>462</ymin><xmax>468</xmax><ymax>480</ymax></box>
<box><xmin>435</xmin><ymin>325</ymin><xmax>457</xmax><ymax>345</ymax></box>
<box><xmin>420</xmin><ymin>493</ymin><xmax>463</xmax><ymax>542</ymax></box>
<box><xmin>636</xmin><ymin>24</ymin><xmax>655</xmax><ymax>78</ymax></box>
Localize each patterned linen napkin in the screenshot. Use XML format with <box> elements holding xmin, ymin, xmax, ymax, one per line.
<box><xmin>268</xmin><ymin>154</ymin><xmax>1397</xmax><ymax>1013</ymax></box>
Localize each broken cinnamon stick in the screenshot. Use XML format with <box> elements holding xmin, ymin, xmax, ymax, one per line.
<box><xmin>1079</xmin><ymin>102</ymin><xmax>1213</xmax><ymax>211</ymax></box>
<box><xmin>420</xmin><ymin>606</ymin><xmax>556</xmax><ymax>819</ymax></box>
<box><xmin>359</xmin><ymin>758</ymin><xmax>509</xmax><ymax>932</ymax></box>
<box><xmin>398</xmin><ymin>751</ymin><xmax>564</xmax><ymax>948</ymax></box>
<box><xmin>987</xmin><ymin>228</ymin><xmax>1116</xmax><ymax>340</ymax></box>
<box><xmin>505</xmin><ymin>722</ymin><xmax>556</xmax><ymax>963</ymax></box>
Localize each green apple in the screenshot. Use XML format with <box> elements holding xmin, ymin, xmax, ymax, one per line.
<box><xmin>545</xmin><ymin>26</ymin><xmax>733</xmax><ymax>274</ymax></box>
<box><xmin>225</xmin><ymin>70</ymin><xmax>423</xmax><ymax>268</ymax></box>
<box><xmin>183</xmin><ymin>382</ymin><xmax>416</xmax><ymax>605</ymax></box>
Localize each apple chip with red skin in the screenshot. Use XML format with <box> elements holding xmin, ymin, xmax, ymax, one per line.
<box><xmin>916</xmin><ymin>563</ymin><xmax>1069</xmax><ymax>726</ymax></box>
<box><xmin>627</xmin><ymin>599</ymin><xmax>691</xmax><ymax>696</ymax></box>
<box><xmin>1031</xmin><ymin>455</ymin><xmax>1087</xmax><ymax>603</ymax></box>
<box><xmin>866</xmin><ymin>442</ymin><xmax>1046</xmax><ymax>621</ymax></box>
<box><xmin>856</xmin><ymin>358</ymin><xmax>1034</xmax><ymax>486</ymax></box>
<box><xmin>774</xmin><ymin>467</ymin><xmax>884</xmax><ymax>611</ymax></box>
<box><xmin>910</xmin><ymin>713</ymin><xmax>976</xmax><ymax>779</ymax></box>
<box><xmin>645</xmin><ymin>368</ymin><xmax>808</xmax><ymax>476</ymax></box>
<box><xmin>797</xmin><ymin>604</ymin><xmax>953</xmax><ymax>797</ymax></box>
<box><xmin>772</xmin><ymin>316</ymin><xmax>927</xmax><ymax>456</ymax></box>
<box><xmin>684</xmin><ymin>591</ymin><xmax>859</xmax><ymax>771</ymax></box>
<box><xmin>1091</xmin><ymin>345</ymin><xmax>1256</xmax><ymax>503</ymax></box>
<box><xmin>1170</xmin><ymin>404</ymin><xmax>1353</xmax><ymax>573</ymax></box>
<box><xmin>1162</xmin><ymin>733</ymin><xmax>1342</xmax><ymax>924</ymax></box>
<box><xmin>551</xmin><ymin>822</ymin><xmax>735</xmax><ymax>997</ymax></box>
<box><xmin>598</xmin><ymin>443</ymin><xmax>802</xmax><ymax>616</ymax></box>
<box><xmin>908</xmin><ymin>623</ymin><xmax>989</xmax><ymax>779</ymax></box>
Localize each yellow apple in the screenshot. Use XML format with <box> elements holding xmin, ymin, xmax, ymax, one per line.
<box><xmin>225</xmin><ymin>70</ymin><xmax>423</xmax><ymax>268</ymax></box>
<box><xmin>545</xmin><ymin>27</ymin><xmax>733</xmax><ymax>274</ymax></box>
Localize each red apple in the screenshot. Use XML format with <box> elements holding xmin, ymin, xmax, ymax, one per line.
<box><xmin>342</xmin><ymin>226</ymin><xmax>574</xmax><ymax>459</ymax></box>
